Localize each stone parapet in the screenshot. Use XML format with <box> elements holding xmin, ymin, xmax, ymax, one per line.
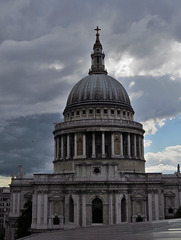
<box><xmin>54</xmin><ymin>119</ymin><xmax>143</xmax><ymax>132</ymax></box>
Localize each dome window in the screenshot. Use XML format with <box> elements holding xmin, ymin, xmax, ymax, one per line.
<box><xmin>111</xmin><ymin>109</ymin><xmax>114</xmax><ymax>115</ymax></box>
<box><xmin>117</xmin><ymin>110</ymin><xmax>120</xmax><ymax>115</ymax></box>
<box><xmin>89</xmin><ymin>109</ymin><xmax>93</xmax><ymax>115</ymax></box>
<box><xmin>82</xmin><ymin>110</ymin><xmax>86</xmax><ymax>115</ymax></box>
<box><xmin>76</xmin><ymin>111</ymin><xmax>80</xmax><ymax>116</ymax></box>
<box><xmin>104</xmin><ymin>109</ymin><xmax>107</xmax><ymax>114</ymax></box>
<box><xmin>71</xmin><ymin>112</ymin><xmax>74</xmax><ymax>117</ymax></box>
<box><xmin>67</xmin><ymin>113</ymin><xmax>70</xmax><ymax>118</ymax></box>
<box><xmin>96</xmin><ymin>109</ymin><xmax>100</xmax><ymax>114</ymax></box>
<box><xmin>123</xmin><ymin>111</ymin><xmax>126</xmax><ymax>116</ymax></box>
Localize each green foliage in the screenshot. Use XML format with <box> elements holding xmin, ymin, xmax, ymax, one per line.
<box><xmin>15</xmin><ymin>199</ymin><xmax>32</xmax><ymax>239</ymax></box>
<box><xmin>174</xmin><ymin>206</ymin><xmax>181</xmax><ymax>218</ymax></box>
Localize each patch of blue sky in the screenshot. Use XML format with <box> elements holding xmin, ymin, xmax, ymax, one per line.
<box><xmin>144</xmin><ymin>114</ymin><xmax>181</xmax><ymax>153</ymax></box>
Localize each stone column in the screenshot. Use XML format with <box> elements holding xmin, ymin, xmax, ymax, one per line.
<box><xmin>37</xmin><ymin>191</ymin><xmax>42</xmax><ymax>225</ymax></box>
<box><xmin>120</xmin><ymin>133</ymin><xmax>123</xmax><ymax>157</ymax></box>
<box><xmin>138</xmin><ymin>136</ymin><xmax>142</xmax><ymax>159</ymax></box>
<box><xmin>31</xmin><ymin>190</ymin><xmax>37</xmax><ymax>228</ymax></box>
<box><xmin>148</xmin><ymin>191</ymin><xmax>152</xmax><ymax>221</ymax></box>
<box><xmin>92</xmin><ymin>132</ymin><xmax>96</xmax><ymax>158</ymax></box>
<box><xmin>74</xmin><ymin>195</ymin><xmax>80</xmax><ymax>226</ymax></box>
<box><xmin>64</xmin><ymin>195</ymin><xmax>69</xmax><ymax>224</ymax></box>
<box><xmin>82</xmin><ymin>194</ymin><xmax>86</xmax><ymax>227</ymax></box>
<box><xmin>179</xmin><ymin>191</ymin><xmax>181</xmax><ymax>206</ymax></box>
<box><xmin>17</xmin><ymin>192</ymin><xmax>20</xmax><ymax>215</ymax></box>
<box><xmin>56</xmin><ymin>137</ymin><xmax>60</xmax><ymax>159</ymax></box>
<box><xmin>102</xmin><ymin>132</ymin><xmax>106</xmax><ymax>158</ymax></box>
<box><xmin>160</xmin><ymin>190</ymin><xmax>164</xmax><ymax>220</ymax></box>
<box><xmin>74</xmin><ymin>134</ymin><xmax>77</xmax><ymax>158</ymax></box>
<box><xmin>66</xmin><ymin>134</ymin><xmax>70</xmax><ymax>159</ymax></box>
<box><xmin>127</xmin><ymin>133</ymin><xmax>131</xmax><ymax>157</ymax></box>
<box><xmin>154</xmin><ymin>190</ymin><xmax>159</xmax><ymax>220</ymax></box>
<box><xmin>54</xmin><ymin>138</ymin><xmax>56</xmax><ymax>159</ymax></box>
<box><xmin>141</xmin><ymin>136</ymin><xmax>144</xmax><ymax>159</ymax></box>
<box><xmin>12</xmin><ymin>192</ymin><xmax>16</xmax><ymax>214</ymax></box>
<box><xmin>115</xmin><ymin>194</ymin><xmax>121</xmax><ymax>224</ymax></box>
<box><xmin>111</xmin><ymin>133</ymin><xmax>114</xmax><ymax>157</ymax></box>
<box><xmin>61</xmin><ymin>135</ymin><xmax>64</xmax><ymax>159</ymax></box>
<box><xmin>83</xmin><ymin>134</ymin><xmax>86</xmax><ymax>158</ymax></box>
<box><xmin>134</xmin><ymin>134</ymin><xmax>137</xmax><ymax>158</ymax></box>
<box><xmin>43</xmin><ymin>191</ymin><xmax>48</xmax><ymax>226</ymax></box>
<box><xmin>109</xmin><ymin>194</ymin><xmax>113</xmax><ymax>224</ymax></box>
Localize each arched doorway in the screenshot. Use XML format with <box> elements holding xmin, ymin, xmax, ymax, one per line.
<box><xmin>92</xmin><ymin>198</ymin><xmax>103</xmax><ymax>223</ymax></box>
<box><xmin>121</xmin><ymin>197</ymin><xmax>127</xmax><ymax>222</ymax></box>
<box><xmin>69</xmin><ymin>197</ymin><xmax>74</xmax><ymax>222</ymax></box>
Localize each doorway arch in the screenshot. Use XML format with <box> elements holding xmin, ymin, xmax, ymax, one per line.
<box><xmin>92</xmin><ymin>198</ymin><xmax>103</xmax><ymax>223</ymax></box>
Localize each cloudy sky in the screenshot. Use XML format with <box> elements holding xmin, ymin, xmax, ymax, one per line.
<box><xmin>1</xmin><ymin>0</ymin><xmax>181</xmax><ymax>186</ymax></box>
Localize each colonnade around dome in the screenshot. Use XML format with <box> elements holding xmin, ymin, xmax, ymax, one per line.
<box><xmin>53</xmin><ymin>130</ymin><xmax>145</xmax><ymax>173</ymax></box>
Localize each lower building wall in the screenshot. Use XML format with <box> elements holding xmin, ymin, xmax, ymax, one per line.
<box><xmin>6</xmin><ymin>173</ymin><xmax>181</xmax><ymax>239</ymax></box>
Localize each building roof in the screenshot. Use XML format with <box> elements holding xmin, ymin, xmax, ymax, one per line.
<box><xmin>65</xmin><ymin>74</ymin><xmax>133</xmax><ymax>111</ymax></box>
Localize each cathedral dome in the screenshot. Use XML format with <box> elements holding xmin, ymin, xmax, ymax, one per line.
<box><xmin>66</xmin><ymin>74</ymin><xmax>133</xmax><ymax>111</ymax></box>
<box><xmin>64</xmin><ymin>26</ymin><xmax>134</xmax><ymax>113</ymax></box>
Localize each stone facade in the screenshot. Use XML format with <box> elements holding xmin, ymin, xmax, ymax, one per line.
<box><xmin>7</xmin><ymin>27</ymin><xmax>181</xmax><ymax>239</ymax></box>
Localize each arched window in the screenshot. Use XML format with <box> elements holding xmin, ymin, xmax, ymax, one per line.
<box><xmin>92</xmin><ymin>198</ymin><xmax>103</xmax><ymax>223</ymax></box>
<box><xmin>121</xmin><ymin>197</ymin><xmax>127</xmax><ymax>222</ymax></box>
<box><xmin>69</xmin><ymin>197</ymin><xmax>74</xmax><ymax>222</ymax></box>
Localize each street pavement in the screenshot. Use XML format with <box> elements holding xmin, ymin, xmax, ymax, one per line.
<box><xmin>20</xmin><ymin>219</ymin><xmax>181</xmax><ymax>240</ymax></box>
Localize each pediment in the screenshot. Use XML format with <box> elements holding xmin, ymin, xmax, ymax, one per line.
<box><xmin>131</xmin><ymin>192</ymin><xmax>146</xmax><ymax>200</ymax></box>
<box><xmin>49</xmin><ymin>191</ymin><xmax>64</xmax><ymax>201</ymax></box>
<box><xmin>164</xmin><ymin>191</ymin><xmax>175</xmax><ymax>197</ymax></box>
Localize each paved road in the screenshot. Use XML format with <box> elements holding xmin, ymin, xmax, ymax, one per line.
<box><xmin>21</xmin><ymin>219</ymin><xmax>181</xmax><ymax>240</ymax></box>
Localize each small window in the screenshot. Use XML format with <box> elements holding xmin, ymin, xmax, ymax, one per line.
<box><xmin>111</xmin><ymin>109</ymin><xmax>114</xmax><ymax>115</ymax></box>
<box><xmin>123</xmin><ymin>111</ymin><xmax>126</xmax><ymax>116</ymax></box>
<box><xmin>67</xmin><ymin>113</ymin><xmax>70</xmax><ymax>118</ymax></box>
<box><xmin>96</xmin><ymin>109</ymin><xmax>100</xmax><ymax>114</ymax></box>
<box><xmin>76</xmin><ymin>111</ymin><xmax>80</xmax><ymax>116</ymax></box>
<box><xmin>71</xmin><ymin>112</ymin><xmax>74</xmax><ymax>117</ymax></box>
<box><xmin>117</xmin><ymin>110</ymin><xmax>120</xmax><ymax>115</ymax></box>
<box><xmin>82</xmin><ymin>110</ymin><xmax>86</xmax><ymax>115</ymax></box>
<box><xmin>127</xmin><ymin>112</ymin><xmax>130</xmax><ymax>116</ymax></box>
<box><xmin>89</xmin><ymin>109</ymin><xmax>93</xmax><ymax>114</ymax></box>
<box><xmin>104</xmin><ymin>109</ymin><xmax>107</xmax><ymax>114</ymax></box>
<box><xmin>168</xmin><ymin>207</ymin><xmax>174</xmax><ymax>214</ymax></box>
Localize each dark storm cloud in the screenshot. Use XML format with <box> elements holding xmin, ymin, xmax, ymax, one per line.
<box><xmin>119</xmin><ymin>75</ymin><xmax>181</xmax><ymax>122</ymax></box>
<box><xmin>0</xmin><ymin>113</ymin><xmax>61</xmax><ymax>176</ymax></box>
<box><xmin>1</xmin><ymin>0</ymin><xmax>181</xmax><ymax>176</ymax></box>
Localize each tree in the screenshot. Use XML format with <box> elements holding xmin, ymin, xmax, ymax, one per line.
<box><xmin>15</xmin><ymin>199</ymin><xmax>32</xmax><ymax>239</ymax></box>
<box><xmin>174</xmin><ymin>206</ymin><xmax>181</xmax><ymax>218</ymax></box>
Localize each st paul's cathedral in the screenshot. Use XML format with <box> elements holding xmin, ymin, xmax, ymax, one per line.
<box><xmin>6</xmin><ymin>27</ymin><xmax>181</xmax><ymax>239</ymax></box>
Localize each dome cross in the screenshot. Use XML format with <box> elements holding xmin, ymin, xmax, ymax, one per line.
<box><xmin>94</xmin><ymin>26</ymin><xmax>101</xmax><ymax>42</ymax></box>
<box><xmin>94</xmin><ymin>26</ymin><xmax>101</xmax><ymax>34</ymax></box>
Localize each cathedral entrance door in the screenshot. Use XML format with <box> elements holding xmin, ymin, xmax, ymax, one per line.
<box><xmin>92</xmin><ymin>198</ymin><xmax>103</xmax><ymax>223</ymax></box>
